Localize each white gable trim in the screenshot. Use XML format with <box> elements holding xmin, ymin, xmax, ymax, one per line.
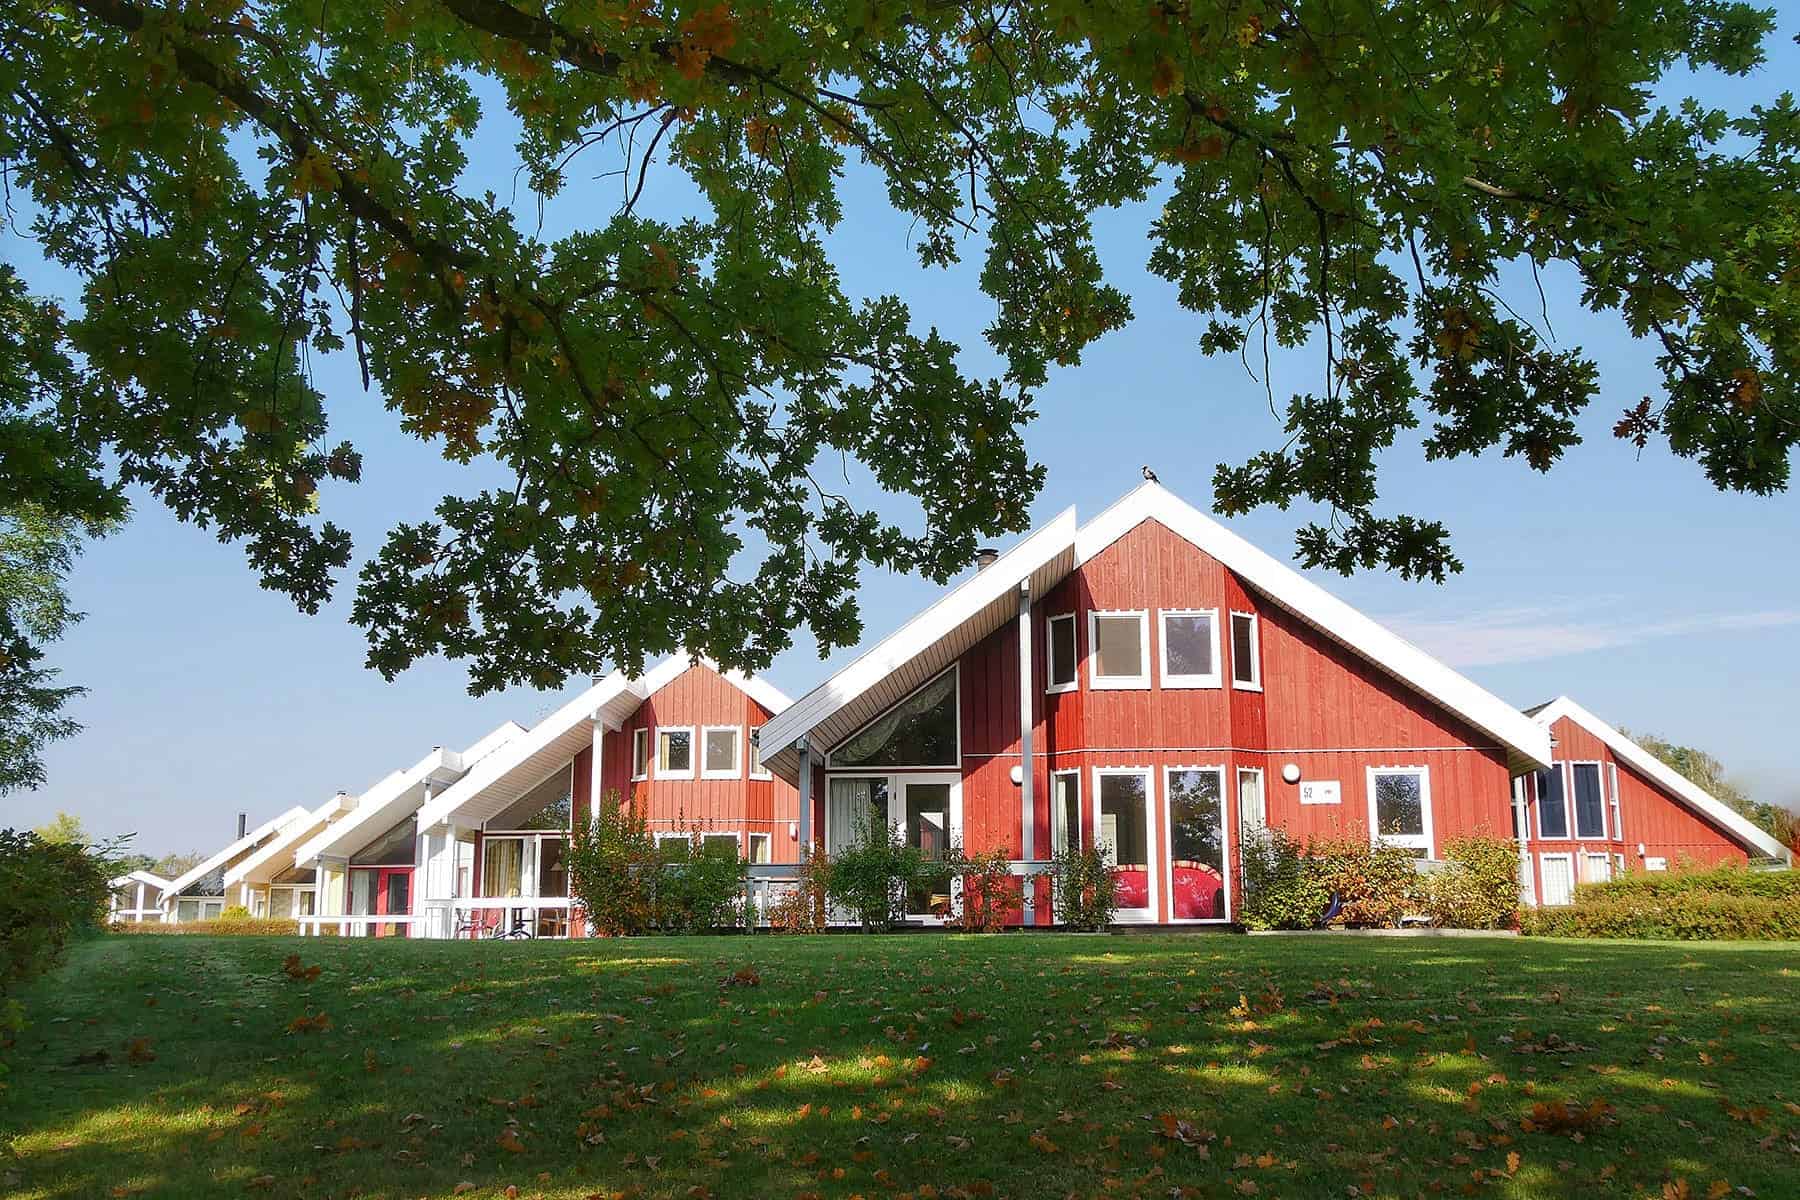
<box><xmin>1530</xmin><ymin>696</ymin><xmax>1791</xmax><ymax>863</ymax></box>
<box><xmin>1078</xmin><ymin>483</ymin><xmax>1551</xmax><ymax>772</ymax></box>
<box><xmin>111</xmin><ymin>869</ymin><xmax>172</xmax><ymax>891</ymax></box>
<box><xmin>758</xmin><ymin>507</ymin><xmax>1079</xmax><ymax>773</ymax></box>
<box><xmin>223</xmin><ymin>793</ymin><xmax>353</xmax><ymax>888</ymax></box>
<box><xmin>160</xmin><ymin>806</ymin><xmax>312</xmax><ymax>900</ymax></box>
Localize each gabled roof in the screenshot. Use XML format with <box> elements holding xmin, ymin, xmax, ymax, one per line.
<box><xmin>223</xmin><ymin>792</ymin><xmax>352</xmax><ymax>888</ymax></box>
<box><xmin>759</xmin><ymin>482</ymin><xmax>1552</xmax><ymax>780</ymax></box>
<box><xmin>291</xmin><ymin>723</ymin><xmax>525</xmax><ymax>866</ymax></box>
<box><xmin>758</xmin><ymin>507</ymin><xmax>1078</xmax><ymax>781</ymax></box>
<box><xmin>416</xmin><ymin>653</ymin><xmax>792</xmax><ymax>831</ymax></box>
<box><xmin>1529</xmin><ymin>696</ymin><xmax>1792</xmax><ymax>864</ymax></box>
<box><xmin>111</xmin><ymin>869</ymin><xmax>172</xmax><ymax>891</ymax></box>
<box><xmin>159</xmin><ymin>807</ymin><xmax>313</xmax><ymax>901</ymax></box>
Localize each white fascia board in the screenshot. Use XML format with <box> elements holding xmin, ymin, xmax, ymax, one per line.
<box><xmin>416</xmin><ymin>673</ymin><xmax>635</xmax><ymax>830</ymax></box>
<box><xmin>1531</xmin><ymin>696</ymin><xmax>1791</xmax><ymax>863</ymax></box>
<box><xmin>1081</xmin><ymin>482</ymin><xmax>1552</xmax><ymax>771</ymax></box>
<box><xmin>626</xmin><ymin>650</ymin><xmax>793</xmax><ymax>716</ymax></box>
<box><xmin>223</xmin><ymin>793</ymin><xmax>352</xmax><ymax>887</ymax></box>
<box><xmin>291</xmin><ymin>746</ymin><xmax>460</xmax><ymax>867</ymax></box>
<box><xmin>111</xmin><ymin>870</ymin><xmax>172</xmax><ymax>890</ymax></box>
<box><xmin>161</xmin><ymin>805</ymin><xmax>311</xmax><ymax>900</ymax></box>
<box><xmin>758</xmin><ymin>507</ymin><xmax>1078</xmax><ymax>761</ymax></box>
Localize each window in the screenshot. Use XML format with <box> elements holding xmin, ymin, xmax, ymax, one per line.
<box><xmin>825</xmin><ymin>777</ymin><xmax>891</xmax><ymax>854</ymax></box>
<box><xmin>1607</xmin><ymin>763</ymin><xmax>1621</xmax><ymax>841</ymax></box>
<box><xmin>748</xmin><ymin>732</ymin><xmax>771</xmax><ymax>780</ymax></box>
<box><xmin>701</xmin><ymin>725</ymin><xmax>742</xmax><ymax>779</ymax></box>
<box><xmin>1571</xmin><ymin>762</ymin><xmax>1607</xmax><ymax>839</ymax></box>
<box><xmin>1089</xmin><ymin>611</ymin><xmax>1150</xmax><ymax>689</ymax></box>
<box><xmin>1238</xmin><ymin>768</ymin><xmax>1266</xmax><ymax>837</ymax></box>
<box><xmin>631</xmin><ymin>728</ymin><xmax>650</xmax><ymax>780</ymax></box>
<box><xmin>488</xmin><ymin>764</ymin><xmax>572</xmax><ymax>830</ymax></box>
<box><xmin>1159</xmin><ymin>609</ymin><xmax>1220</xmax><ymax>688</ymax></box>
<box><xmin>747</xmin><ymin>832</ymin><xmax>772</xmax><ymax>864</ymax></box>
<box><xmin>538</xmin><ymin>838</ymin><xmax>568</xmax><ymax>897</ymax></box>
<box><xmin>1367</xmin><ymin>767</ymin><xmax>1432</xmax><ymax>857</ymax></box>
<box><xmin>701</xmin><ymin>832</ymin><xmax>741</xmax><ymax>859</ymax></box>
<box><xmin>482</xmin><ymin>838</ymin><xmax>525</xmax><ymax>897</ymax></box>
<box><xmin>1165</xmin><ymin>768</ymin><xmax>1228</xmax><ymax>921</ymax></box>
<box><xmin>1535</xmin><ymin>766</ymin><xmax>1569</xmax><ymax>839</ymax></box>
<box><xmin>351</xmin><ymin>816</ymin><xmax>416</xmax><ymax>866</ymax></box>
<box><xmin>1046</xmin><ymin>613</ymin><xmax>1078</xmax><ymax>693</ymax></box>
<box><xmin>655</xmin><ymin>831</ymin><xmax>692</xmax><ymax>858</ymax></box>
<box><xmin>1582</xmin><ymin>851</ymin><xmax>1613</xmax><ymax>884</ymax></box>
<box><xmin>829</xmin><ymin>668</ymin><xmax>958</xmax><ymax>768</ymax></box>
<box><xmin>656</xmin><ymin>727</ymin><xmax>695</xmax><ymax>778</ymax></box>
<box><xmin>1051</xmin><ymin>770</ymin><xmax>1082</xmax><ymax>854</ymax></box>
<box><xmin>1096</xmin><ymin>770</ymin><xmax>1153</xmax><ymax>915</ymax></box>
<box><xmin>1230</xmin><ymin>612</ymin><xmax>1261</xmax><ymax>690</ymax></box>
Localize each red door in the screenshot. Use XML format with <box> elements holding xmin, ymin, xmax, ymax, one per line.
<box><xmin>373</xmin><ymin>868</ymin><xmax>412</xmax><ymax>938</ymax></box>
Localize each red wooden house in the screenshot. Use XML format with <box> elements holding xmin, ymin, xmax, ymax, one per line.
<box><xmin>757</xmin><ymin>482</ymin><xmax>1557</xmax><ymax>925</ymax></box>
<box><xmin>1516</xmin><ymin>696</ymin><xmax>1789</xmax><ymax>905</ymax></box>
<box><xmin>410</xmin><ymin>653</ymin><xmax>796</xmax><ymax>936</ymax></box>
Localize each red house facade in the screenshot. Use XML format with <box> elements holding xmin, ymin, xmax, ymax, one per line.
<box><xmin>1516</xmin><ymin>696</ymin><xmax>1789</xmax><ymax>905</ymax></box>
<box><xmin>758</xmin><ymin>483</ymin><xmax>1556</xmax><ymax>925</ymax></box>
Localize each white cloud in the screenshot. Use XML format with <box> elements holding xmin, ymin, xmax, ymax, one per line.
<box><xmin>1379</xmin><ymin>600</ymin><xmax>1800</xmax><ymax>668</ymax></box>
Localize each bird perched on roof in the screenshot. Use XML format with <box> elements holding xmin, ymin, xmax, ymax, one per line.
<box><xmin>1141</xmin><ymin>465</ymin><xmax>1159</xmax><ymax>482</ymax></box>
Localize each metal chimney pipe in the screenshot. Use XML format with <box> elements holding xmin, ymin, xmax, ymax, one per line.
<box><xmin>974</xmin><ymin>547</ymin><xmax>999</xmax><ymax>570</ymax></box>
<box><xmin>237</xmin><ymin>812</ymin><xmax>248</xmax><ymax>838</ymax></box>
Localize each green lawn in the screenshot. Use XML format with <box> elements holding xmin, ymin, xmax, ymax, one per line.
<box><xmin>3</xmin><ymin>934</ymin><xmax>1798</xmax><ymax>1200</ymax></box>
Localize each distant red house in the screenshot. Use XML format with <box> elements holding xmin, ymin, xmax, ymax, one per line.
<box><xmin>1517</xmin><ymin>697</ymin><xmax>1789</xmax><ymax>905</ymax></box>
<box><xmin>757</xmin><ymin>483</ymin><xmax>1557</xmax><ymax>925</ymax></box>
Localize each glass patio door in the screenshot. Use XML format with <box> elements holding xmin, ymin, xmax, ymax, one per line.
<box><xmin>902</xmin><ymin>780</ymin><xmax>955</xmax><ymax>919</ymax></box>
<box><xmin>1165</xmin><ymin>768</ymin><xmax>1228</xmax><ymax>922</ymax></box>
<box><xmin>373</xmin><ymin>867</ymin><xmax>411</xmax><ymax>937</ymax></box>
<box><xmin>1095</xmin><ymin>769</ymin><xmax>1155</xmax><ymax>922</ymax></box>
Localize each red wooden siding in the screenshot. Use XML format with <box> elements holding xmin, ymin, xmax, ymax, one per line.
<box><xmin>826</xmin><ymin>517</ymin><xmax>1518</xmax><ymax>924</ymax></box>
<box><xmin>1520</xmin><ymin>715</ymin><xmax>1749</xmax><ymax>900</ymax></box>
<box><xmin>568</xmin><ymin>662</ymin><xmax>801</xmax><ymax>861</ymax></box>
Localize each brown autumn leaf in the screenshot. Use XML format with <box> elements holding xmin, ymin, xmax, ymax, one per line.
<box><xmin>125</xmin><ymin>1037</ymin><xmax>156</xmax><ymax>1065</ymax></box>
<box><xmin>496</xmin><ymin>1128</ymin><xmax>527</xmax><ymax>1153</ymax></box>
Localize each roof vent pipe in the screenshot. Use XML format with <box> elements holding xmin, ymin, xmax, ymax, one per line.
<box><xmin>974</xmin><ymin>547</ymin><xmax>999</xmax><ymax>570</ymax></box>
<box><xmin>236</xmin><ymin>812</ymin><xmax>248</xmax><ymax>838</ymax></box>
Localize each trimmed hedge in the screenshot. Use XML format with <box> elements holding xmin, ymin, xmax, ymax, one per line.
<box><xmin>111</xmin><ymin>917</ymin><xmax>301</xmax><ymax>936</ymax></box>
<box><xmin>1576</xmin><ymin>863</ymin><xmax>1800</xmax><ymax>901</ymax></box>
<box><xmin>1520</xmin><ymin>892</ymin><xmax>1800</xmax><ymax>941</ymax></box>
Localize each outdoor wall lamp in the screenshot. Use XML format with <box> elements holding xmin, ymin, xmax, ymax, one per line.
<box><xmin>1281</xmin><ymin>763</ymin><xmax>1302</xmax><ymax>784</ymax></box>
<box><xmin>1009</xmin><ymin>764</ymin><xmax>1024</xmax><ymax>786</ymax></box>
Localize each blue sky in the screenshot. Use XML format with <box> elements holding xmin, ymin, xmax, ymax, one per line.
<box><xmin>5</xmin><ymin>33</ymin><xmax>1798</xmax><ymax>854</ymax></box>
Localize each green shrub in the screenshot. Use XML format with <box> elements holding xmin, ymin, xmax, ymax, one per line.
<box><xmin>1421</xmin><ymin>835</ymin><xmax>1522</xmax><ymax>929</ymax></box>
<box><xmin>112</xmin><ymin>917</ymin><xmax>300</xmax><ymax>936</ymax></box>
<box><xmin>826</xmin><ymin>818</ymin><xmax>925</xmax><ymax>932</ymax></box>
<box><xmin>1</xmin><ymin>827</ymin><xmax>111</xmax><ymax>999</ymax></box>
<box><xmin>1050</xmin><ymin>843</ymin><xmax>1118</xmax><ymax>931</ymax></box>
<box><xmin>1239</xmin><ymin>827</ymin><xmax>1332</xmax><ymax>930</ymax></box>
<box><xmin>566</xmin><ymin>796</ymin><xmax>658</xmax><ymax>936</ymax></box>
<box><xmin>769</xmin><ymin>845</ymin><xmax>830</xmax><ymax>934</ymax></box>
<box><xmin>1304</xmin><ymin>837</ymin><xmax>1421</xmax><ymax>927</ymax></box>
<box><xmin>948</xmin><ymin>846</ymin><xmax>1020</xmax><ymax>932</ymax></box>
<box><xmin>1580</xmin><ymin>863</ymin><xmax>1800</xmax><ymax>901</ymax></box>
<box><xmin>220</xmin><ymin>904</ymin><xmax>252</xmax><ymax>921</ymax></box>
<box><xmin>1521</xmin><ymin>893</ymin><xmax>1800</xmax><ymax>940</ymax></box>
<box><xmin>654</xmin><ymin>834</ymin><xmax>748</xmax><ymax>933</ymax></box>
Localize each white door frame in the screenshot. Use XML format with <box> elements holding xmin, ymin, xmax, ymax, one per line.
<box><xmin>1093</xmin><ymin>767</ymin><xmax>1157</xmax><ymax>923</ymax></box>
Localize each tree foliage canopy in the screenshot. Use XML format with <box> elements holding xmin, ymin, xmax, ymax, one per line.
<box><xmin>3</xmin><ymin>0</ymin><xmax>1796</xmax><ymax>692</ymax></box>
<box><xmin>0</xmin><ymin>498</ymin><xmax>96</xmax><ymax>793</ymax></box>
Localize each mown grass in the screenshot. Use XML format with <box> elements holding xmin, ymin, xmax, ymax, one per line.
<box><xmin>2</xmin><ymin>933</ymin><xmax>1797</xmax><ymax>1199</ymax></box>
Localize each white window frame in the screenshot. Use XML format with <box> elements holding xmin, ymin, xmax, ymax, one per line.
<box><xmin>1568</xmin><ymin>760</ymin><xmax>1608</xmax><ymax>840</ymax></box>
<box><xmin>1581</xmin><ymin>851</ymin><xmax>1613</xmax><ymax>885</ymax></box>
<box><xmin>1534</xmin><ymin>764</ymin><xmax>1572</xmax><ymax>841</ymax></box>
<box><xmin>631</xmin><ymin>727</ymin><xmax>651</xmax><ymax>781</ymax></box>
<box><xmin>654</xmin><ymin>831</ymin><xmax>692</xmax><ymax>854</ymax></box>
<box><xmin>825</xmin><ymin>665</ymin><xmax>961</xmax><ymax>770</ymax></box>
<box><xmin>1237</xmin><ymin>766</ymin><xmax>1267</xmax><ymax>836</ymax></box>
<box><xmin>1607</xmin><ymin>762</ymin><xmax>1621</xmax><ymax>842</ymax></box>
<box><xmin>700</xmin><ymin>831</ymin><xmax>742</xmax><ymax>858</ymax></box>
<box><xmin>1045</xmin><ymin>612</ymin><xmax>1079</xmax><ymax>694</ymax></box>
<box><xmin>1538</xmin><ymin>851</ymin><xmax>1576</xmax><ymax>906</ymax></box>
<box><xmin>746</xmin><ymin>832</ymin><xmax>772</xmax><ymax>864</ymax></box>
<box><xmin>1050</xmin><ymin>768</ymin><xmax>1083</xmax><ymax>854</ymax></box>
<box><xmin>1157</xmin><ymin>608</ymin><xmax>1222</xmax><ymax>689</ymax></box>
<box><xmin>1366</xmin><ymin>766</ymin><xmax>1433</xmax><ymax>857</ymax></box>
<box><xmin>1162</xmin><ymin>765</ymin><xmax>1231</xmax><ymax>924</ymax></box>
<box><xmin>747</xmin><ymin>731</ymin><xmax>772</xmax><ymax>780</ymax></box>
<box><xmin>1092</xmin><ymin>766</ymin><xmax>1157</xmax><ymax>921</ymax></box>
<box><xmin>655</xmin><ymin>725</ymin><xmax>696</xmax><ymax>780</ymax></box>
<box><xmin>700</xmin><ymin>724</ymin><xmax>743</xmax><ymax>780</ymax></box>
<box><xmin>1229</xmin><ymin>610</ymin><xmax>1263</xmax><ymax>691</ymax></box>
<box><xmin>1087</xmin><ymin>610</ymin><xmax>1151</xmax><ymax>690</ymax></box>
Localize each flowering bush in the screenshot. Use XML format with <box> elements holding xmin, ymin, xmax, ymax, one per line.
<box><xmin>948</xmin><ymin>846</ymin><xmax>1019</xmax><ymax>932</ymax></box>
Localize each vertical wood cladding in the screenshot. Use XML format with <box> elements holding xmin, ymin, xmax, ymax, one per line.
<box><xmin>1521</xmin><ymin>715</ymin><xmax>1750</xmax><ymax>900</ymax></box>
<box><xmin>566</xmin><ymin>662</ymin><xmax>802</xmax><ymax>860</ymax></box>
<box><xmin>884</xmin><ymin>518</ymin><xmax>1517</xmax><ymax>924</ymax></box>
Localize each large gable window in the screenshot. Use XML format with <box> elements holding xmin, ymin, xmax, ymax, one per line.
<box><xmin>656</xmin><ymin>727</ymin><xmax>695</xmax><ymax>779</ymax></box>
<box><xmin>1536</xmin><ymin>767</ymin><xmax>1569</xmax><ymax>839</ymax></box>
<box><xmin>1089</xmin><ymin>610</ymin><xmax>1150</xmax><ymax>689</ymax></box>
<box><xmin>351</xmin><ymin>815</ymin><xmax>417</xmax><ymax>866</ymax></box>
<box><xmin>829</xmin><ymin>668</ymin><xmax>959</xmax><ymax>768</ymax></box>
<box><xmin>1159</xmin><ymin>609</ymin><xmax>1220</xmax><ymax>688</ymax></box>
<box><xmin>1570</xmin><ymin>762</ymin><xmax>1607</xmax><ymax>839</ymax></box>
<box><xmin>1046</xmin><ymin>613</ymin><xmax>1077</xmax><ymax>693</ymax></box>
